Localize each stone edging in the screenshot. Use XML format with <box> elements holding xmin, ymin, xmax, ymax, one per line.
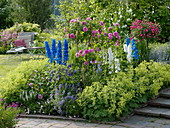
<box><xmin>20</xmin><ymin>114</ymin><xmax>118</xmax><ymax>125</ymax></box>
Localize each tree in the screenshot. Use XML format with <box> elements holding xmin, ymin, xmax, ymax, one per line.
<box><xmin>10</xmin><ymin>0</ymin><xmax>53</xmax><ymax>30</ymax></box>
<box><xmin>0</xmin><ymin>0</ymin><xmax>13</xmax><ymax>29</ymax></box>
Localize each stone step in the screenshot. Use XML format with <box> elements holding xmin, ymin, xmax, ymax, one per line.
<box><xmin>135</xmin><ymin>106</ymin><xmax>170</xmax><ymax>118</ymax></box>
<box><xmin>159</xmin><ymin>88</ymin><xmax>170</xmax><ymax>98</ymax></box>
<box><xmin>148</xmin><ymin>98</ymin><xmax>170</xmax><ymax>108</ymax></box>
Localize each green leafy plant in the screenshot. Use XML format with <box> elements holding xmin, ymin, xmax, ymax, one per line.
<box><xmin>0</xmin><ymin>104</ymin><xmax>20</xmax><ymax>128</ymax></box>
<box><xmin>77</xmin><ymin>61</ymin><xmax>170</xmax><ymax>121</ymax></box>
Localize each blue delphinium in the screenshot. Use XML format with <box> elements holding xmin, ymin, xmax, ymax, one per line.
<box><xmin>131</xmin><ymin>39</ymin><xmax>139</xmax><ymax>60</ymax></box>
<box><xmin>126</xmin><ymin>37</ymin><xmax>130</xmax><ymax>46</ymax></box>
<box><xmin>44</xmin><ymin>41</ymin><xmax>53</xmax><ymax>63</ymax></box>
<box><xmin>56</xmin><ymin>40</ymin><xmax>62</xmax><ymax>64</ymax></box>
<box><xmin>63</xmin><ymin>39</ymin><xmax>69</xmax><ymax>65</ymax></box>
<box><xmin>51</xmin><ymin>39</ymin><xmax>57</xmax><ymax>58</ymax></box>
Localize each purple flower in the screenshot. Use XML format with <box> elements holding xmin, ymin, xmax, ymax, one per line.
<box><xmin>79</xmin><ymin>50</ymin><xmax>83</xmax><ymax>53</ymax></box>
<box><xmin>117</xmin><ymin>35</ymin><xmax>121</xmax><ymax>40</ymax></box>
<box><xmin>0</xmin><ymin>98</ymin><xmax>4</xmax><ymax>101</ymax></box>
<box><xmin>38</xmin><ymin>94</ymin><xmax>43</xmax><ymax>99</ymax></box>
<box><xmin>98</xmin><ymin>29</ymin><xmax>102</xmax><ymax>34</ymax></box>
<box><xmin>42</xmin><ymin>77</ymin><xmax>44</xmax><ymax>80</ymax></box>
<box><xmin>92</xmin><ymin>30</ymin><xmax>97</xmax><ymax>34</ymax></box>
<box><xmin>84</xmin><ymin>61</ymin><xmax>88</xmax><ymax>65</ymax></box>
<box><xmin>98</xmin><ymin>35</ymin><xmax>101</xmax><ymax>38</ymax></box>
<box><xmin>108</xmin><ymin>36</ymin><xmax>113</xmax><ymax>39</ymax></box>
<box><xmin>114</xmin><ymin>23</ymin><xmax>120</xmax><ymax>26</ymax></box>
<box><xmin>115</xmin><ymin>41</ymin><xmax>119</xmax><ymax>46</ymax></box>
<box><xmin>88</xmin><ymin>49</ymin><xmax>94</xmax><ymax>53</ymax></box>
<box><xmin>83</xmin><ymin>27</ymin><xmax>88</xmax><ymax>32</ymax></box>
<box><xmin>100</xmin><ymin>21</ymin><xmax>104</xmax><ymax>26</ymax></box>
<box><xmin>92</xmin><ymin>33</ymin><xmax>95</xmax><ymax>37</ymax></box>
<box><xmin>70</xmin><ymin>19</ymin><xmax>76</xmax><ymax>23</ymax></box>
<box><xmin>81</xmin><ymin>53</ymin><xmax>85</xmax><ymax>57</ymax></box>
<box><xmin>96</xmin><ymin>48</ymin><xmax>100</xmax><ymax>52</ymax></box>
<box><xmin>69</xmin><ymin>34</ymin><xmax>76</xmax><ymax>39</ymax></box>
<box><xmin>82</xmin><ymin>21</ymin><xmax>87</xmax><ymax>25</ymax></box>
<box><xmin>108</xmin><ymin>33</ymin><xmax>113</xmax><ymax>36</ymax></box>
<box><xmin>75</xmin><ymin>53</ymin><xmax>80</xmax><ymax>57</ymax></box>
<box><xmin>104</xmin><ymin>32</ymin><xmax>107</xmax><ymax>36</ymax></box>
<box><xmin>29</xmin><ymin>83</ymin><xmax>34</xmax><ymax>86</ymax></box>
<box><xmin>86</xmin><ymin>17</ymin><xmax>92</xmax><ymax>20</ymax></box>
<box><xmin>83</xmin><ymin>50</ymin><xmax>89</xmax><ymax>54</ymax></box>
<box><xmin>4</xmin><ymin>103</ymin><xmax>7</xmax><ymax>105</ymax></box>
<box><xmin>113</xmin><ymin>32</ymin><xmax>118</xmax><ymax>37</ymax></box>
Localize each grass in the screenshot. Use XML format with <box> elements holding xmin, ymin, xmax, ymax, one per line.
<box><xmin>0</xmin><ymin>54</ymin><xmax>45</xmax><ymax>80</ymax></box>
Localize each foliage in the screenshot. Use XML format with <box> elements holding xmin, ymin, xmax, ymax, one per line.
<box><xmin>77</xmin><ymin>61</ymin><xmax>170</xmax><ymax>121</ymax></box>
<box><xmin>0</xmin><ymin>104</ymin><xmax>20</xmax><ymax>128</ymax></box>
<box><xmin>149</xmin><ymin>42</ymin><xmax>170</xmax><ymax>64</ymax></box>
<box><xmin>10</xmin><ymin>0</ymin><xmax>53</xmax><ymax>30</ymax></box>
<box><xmin>0</xmin><ymin>0</ymin><xmax>13</xmax><ymax>29</ymax></box>
<box><xmin>7</xmin><ymin>22</ymin><xmax>41</xmax><ymax>33</ymax></box>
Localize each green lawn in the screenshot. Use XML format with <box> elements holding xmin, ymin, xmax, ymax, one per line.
<box><xmin>0</xmin><ymin>54</ymin><xmax>45</xmax><ymax>80</ymax></box>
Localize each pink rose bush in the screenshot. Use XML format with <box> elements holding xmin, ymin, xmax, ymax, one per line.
<box><xmin>130</xmin><ymin>19</ymin><xmax>161</xmax><ymax>41</ymax></box>
<box><xmin>66</xmin><ymin>18</ymin><xmax>121</xmax><ymax>48</ymax></box>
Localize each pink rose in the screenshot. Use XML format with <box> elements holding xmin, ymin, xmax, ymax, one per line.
<box><xmin>84</xmin><ymin>50</ymin><xmax>89</xmax><ymax>54</ymax></box>
<box><xmin>86</xmin><ymin>17</ymin><xmax>92</xmax><ymax>20</ymax></box>
<box><xmin>82</xmin><ymin>21</ymin><xmax>87</xmax><ymax>25</ymax></box>
<box><xmin>70</xmin><ymin>19</ymin><xmax>76</xmax><ymax>23</ymax></box>
<box><xmin>100</xmin><ymin>21</ymin><xmax>104</xmax><ymax>26</ymax></box>
<box><xmin>69</xmin><ymin>34</ymin><xmax>75</xmax><ymax>39</ymax></box>
<box><xmin>79</xmin><ymin>50</ymin><xmax>83</xmax><ymax>53</ymax></box>
<box><xmin>88</xmin><ymin>49</ymin><xmax>94</xmax><ymax>53</ymax></box>
<box><xmin>83</xmin><ymin>27</ymin><xmax>88</xmax><ymax>32</ymax></box>
<box><xmin>75</xmin><ymin>53</ymin><xmax>80</xmax><ymax>57</ymax></box>
<box><xmin>84</xmin><ymin>61</ymin><xmax>88</xmax><ymax>65</ymax></box>
<box><xmin>114</xmin><ymin>23</ymin><xmax>119</xmax><ymax>26</ymax></box>
<box><xmin>108</xmin><ymin>36</ymin><xmax>113</xmax><ymax>39</ymax></box>
<box><xmin>113</xmin><ymin>32</ymin><xmax>118</xmax><ymax>36</ymax></box>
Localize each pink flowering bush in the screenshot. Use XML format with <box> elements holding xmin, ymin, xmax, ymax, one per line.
<box><xmin>66</xmin><ymin>17</ymin><xmax>121</xmax><ymax>50</ymax></box>
<box><xmin>130</xmin><ymin>19</ymin><xmax>161</xmax><ymax>42</ymax></box>
<box><xmin>0</xmin><ymin>29</ymin><xmax>18</xmax><ymax>53</ymax></box>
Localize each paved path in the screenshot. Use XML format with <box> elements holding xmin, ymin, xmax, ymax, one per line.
<box><xmin>16</xmin><ymin>115</ymin><xmax>170</xmax><ymax>128</ymax></box>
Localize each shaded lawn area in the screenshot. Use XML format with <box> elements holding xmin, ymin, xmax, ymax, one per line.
<box><xmin>0</xmin><ymin>54</ymin><xmax>34</xmax><ymax>80</ymax></box>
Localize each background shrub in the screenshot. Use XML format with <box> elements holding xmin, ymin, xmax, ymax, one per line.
<box><xmin>149</xmin><ymin>43</ymin><xmax>170</xmax><ymax>64</ymax></box>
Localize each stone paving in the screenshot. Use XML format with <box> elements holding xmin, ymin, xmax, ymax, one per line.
<box><xmin>16</xmin><ymin>115</ymin><xmax>170</xmax><ymax>128</ymax></box>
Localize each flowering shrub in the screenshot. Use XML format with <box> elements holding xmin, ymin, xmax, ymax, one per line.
<box><xmin>130</xmin><ymin>19</ymin><xmax>161</xmax><ymax>42</ymax></box>
<box><xmin>0</xmin><ymin>29</ymin><xmax>18</xmax><ymax>53</ymax></box>
<box><xmin>66</xmin><ymin>17</ymin><xmax>121</xmax><ymax>49</ymax></box>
